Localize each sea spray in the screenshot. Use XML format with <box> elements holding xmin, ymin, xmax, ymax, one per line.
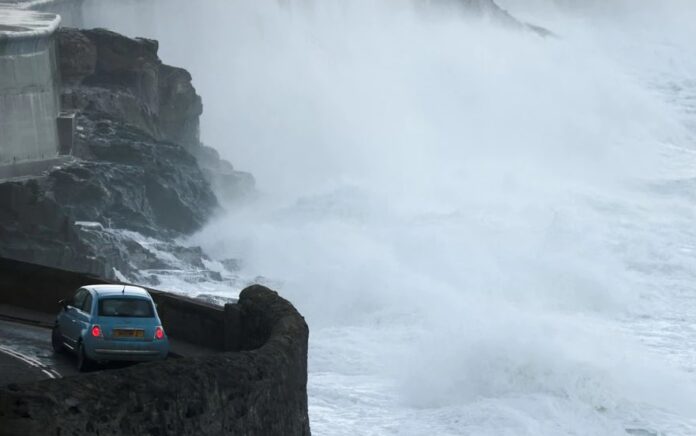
<box><xmin>81</xmin><ymin>0</ymin><xmax>696</xmax><ymax>434</ymax></box>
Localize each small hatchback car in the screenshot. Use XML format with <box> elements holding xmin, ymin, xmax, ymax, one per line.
<box><xmin>52</xmin><ymin>284</ymin><xmax>169</xmax><ymax>371</ymax></box>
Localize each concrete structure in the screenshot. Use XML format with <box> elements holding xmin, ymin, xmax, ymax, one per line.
<box><xmin>56</xmin><ymin>110</ymin><xmax>74</xmax><ymax>153</ymax></box>
<box><xmin>0</xmin><ymin>7</ymin><xmax>61</xmax><ymax>165</ymax></box>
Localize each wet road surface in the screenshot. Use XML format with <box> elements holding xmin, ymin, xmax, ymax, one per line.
<box><xmin>0</xmin><ymin>319</ymin><xmax>77</xmax><ymax>385</ymax></box>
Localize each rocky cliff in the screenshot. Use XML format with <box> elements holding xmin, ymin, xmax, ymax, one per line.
<box><xmin>0</xmin><ymin>28</ymin><xmax>252</xmax><ymax>281</ymax></box>
<box><xmin>58</xmin><ymin>28</ymin><xmax>202</xmax><ymax>148</ymax></box>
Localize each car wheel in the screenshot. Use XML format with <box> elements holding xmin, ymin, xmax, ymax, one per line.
<box><xmin>51</xmin><ymin>326</ymin><xmax>64</xmax><ymax>353</ymax></box>
<box><xmin>76</xmin><ymin>342</ymin><xmax>92</xmax><ymax>372</ymax></box>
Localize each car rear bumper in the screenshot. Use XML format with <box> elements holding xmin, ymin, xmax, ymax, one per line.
<box><xmin>94</xmin><ymin>348</ymin><xmax>161</xmax><ymax>355</ymax></box>
<box><xmin>90</xmin><ymin>347</ymin><xmax>168</xmax><ymax>361</ymax></box>
<box><xmin>84</xmin><ymin>338</ymin><xmax>169</xmax><ymax>361</ymax></box>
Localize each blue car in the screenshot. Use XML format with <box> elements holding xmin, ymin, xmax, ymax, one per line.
<box><xmin>52</xmin><ymin>284</ymin><xmax>169</xmax><ymax>371</ymax></box>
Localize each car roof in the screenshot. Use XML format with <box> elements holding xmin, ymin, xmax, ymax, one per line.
<box><xmin>83</xmin><ymin>284</ymin><xmax>151</xmax><ymax>298</ymax></box>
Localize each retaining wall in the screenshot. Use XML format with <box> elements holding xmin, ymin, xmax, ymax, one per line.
<box><xmin>0</xmin><ymin>257</ymin><xmax>310</xmax><ymax>435</ymax></box>
<box><xmin>0</xmin><ymin>8</ymin><xmax>61</xmax><ymax>164</ymax></box>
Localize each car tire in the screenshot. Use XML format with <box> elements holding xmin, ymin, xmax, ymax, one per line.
<box><xmin>76</xmin><ymin>341</ymin><xmax>92</xmax><ymax>372</ymax></box>
<box><xmin>51</xmin><ymin>326</ymin><xmax>64</xmax><ymax>353</ymax></box>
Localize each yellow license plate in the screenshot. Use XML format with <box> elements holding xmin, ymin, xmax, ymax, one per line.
<box><xmin>113</xmin><ymin>329</ymin><xmax>144</xmax><ymax>338</ymax></box>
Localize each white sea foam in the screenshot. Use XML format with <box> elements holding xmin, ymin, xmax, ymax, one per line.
<box><xmin>82</xmin><ymin>0</ymin><xmax>696</xmax><ymax>434</ymax></box>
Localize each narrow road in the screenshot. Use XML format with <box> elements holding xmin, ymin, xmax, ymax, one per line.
<box><xmin>0</xmin><ymin>306</ymin><xmax>212</xmax><ymax>387</ymax></box>
<box><xmin>0</xmin><ymin>319</ymin><xmax>77</xmax><ymax>386</ymax></box>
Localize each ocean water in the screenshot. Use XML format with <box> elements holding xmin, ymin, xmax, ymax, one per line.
<box><xmin>82</xmin><ymin>0</ymin><xmax>696</xmax><ymax>434</ymax></box>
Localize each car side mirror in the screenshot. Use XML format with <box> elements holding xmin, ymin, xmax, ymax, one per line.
<box><xmin>58</xmin><ymin>299</ymin><xmax>68</xmax><ymax>308</ymax></box>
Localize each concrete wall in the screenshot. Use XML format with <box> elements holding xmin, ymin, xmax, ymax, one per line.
<box><xmin>0</xmin><ymin>8</ymin><xmax>61</xmax><ymax>165</ymax></box>
<box><xmin>0</xmin><ymin>257</ymin><xmax>310</xmax><ymax>435</ymax></box>
<box><xmin>0</xmin><ymin>255</ymin><xmax>109</xmax><ymax>312</ymax></box>
<box><xmin>148</xmin><ymin>289</ymin><xmax>228</xmax><ymax>350</ymax></box>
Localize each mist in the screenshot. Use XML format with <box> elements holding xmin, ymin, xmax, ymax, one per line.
<box><xmin>80</xmin><ymin>0</ymin><xmax>696</xmax><ymax>434</ymax></box>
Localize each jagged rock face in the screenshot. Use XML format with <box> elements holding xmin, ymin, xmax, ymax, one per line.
<box><xmin>0</xmin><ymin>179</ymin><xmax>112</xmax><ymax>278</ymax></box>
<box><xmin>57</xmin><ymin>27</ymin><xmax>255</xmax><ymax>202</ymax></box>
<box><xmin>0</xmin><ymin>97</ymin><xmax>217</xmax><ymax>278</ymax></box>
<box><xmin>0</xmin><ymin>28</ymin><xmax>244</xmax><ymax>280</ymax></box>
<box><xmin>67</xmin><ymin>116</ymin><xmax>216</xmax><ymax>235</ymax></box>
<box><xmin>56</xmin><ymin>27</ymin><xmax>97</xmax><ymax>82</ymax></box>
<box><xmin>0</xmin><ymin>156</ymin><xmax>215</xmax><ymax>279</ymax></box>
<box><xmin>193</xmin><ymin>144</ymin><xmax>256</xmax><ymax>204</ymax></box>
<box><xmin>58</xmin><ymin>27</ymin><xmax>202</xmax><ymax>148</ymax></box>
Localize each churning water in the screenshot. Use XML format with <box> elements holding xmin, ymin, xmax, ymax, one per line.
<box><xmin>83</xmin><ymin>0</ymin><xmax>696</xmax><ymax>434</ymax></box>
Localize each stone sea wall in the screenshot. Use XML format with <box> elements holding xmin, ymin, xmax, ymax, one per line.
<box><xmin>0</xmin><ymin>257</ymin><xmax>310</xmax><ymax>435</ymax></box>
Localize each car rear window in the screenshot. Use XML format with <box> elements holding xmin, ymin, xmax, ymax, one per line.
<box><xmin>98</xmin><ymin>298</ymin><xmax>154</xmax><ymax>318</ymax></box>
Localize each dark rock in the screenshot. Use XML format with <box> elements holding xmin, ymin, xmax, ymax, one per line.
<box><xmin>220</xmin><ymin>258</ymin><xmax>241</xmax><ymax>272</ymax></box>
<box><xmin>0</xmin><ymin>23</ymin><xmax>258</xmax><ymax>286</ymax></box>
<box><xmin>0</xmin><ymin>28</ymin><xmax>249</xmax><ymax>281</ymax></box>
<box><xmin>158</xmin><ymin>64</ymin><xmax>203</xmax><ymax>148</ymax></box>
<box><xmin>57</xmin><ymin>26</ymin><xmax>255</xmax><ymax>202</ymax></box>
<box><xmin>57</xmin><ymin>27</ymin><xmax>201</xmax><ymax>148</ymax></box>
<box><xmin>0</xmin><ymin>121</ymin><xmax>218</xmax><ymax>279</ymax></box>
<box><xmin>56</xmin><ymin>27</ymin><xmax>97</xmax><ymax>84</ymax></box>
<box><xmin>193</xmin><ymin>144</ymin><xmax>256</xmax><ymax>204</ymax></box>
<box><xmin>0</xmin><ymin>178</ymin><xmax>112</xmax><ymax>278</ymax></box>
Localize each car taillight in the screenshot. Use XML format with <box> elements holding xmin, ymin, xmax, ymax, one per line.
<box><xmin>154</xmin><ymin>326</ymin><xmax>165</xmax><ymax>340</ymax></box>
<box><xmin>91</xmin><ymin>325</ymin><xmax>102</xmax><ymax>337</ymax></box>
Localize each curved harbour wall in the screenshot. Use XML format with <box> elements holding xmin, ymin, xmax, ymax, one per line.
<box><xmin>0</xmin><ymin>7</ymin><xmax>61</xmax><ymax>164</ymax></box>
<box><xmin>0</xmin><ymin>258</ymin><xmax>310</xmax><ymax>435</ymax></box>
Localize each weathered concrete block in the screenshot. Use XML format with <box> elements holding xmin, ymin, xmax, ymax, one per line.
<box><xmin>57</xmin><ymin>111</ymin><xmax>75</xmax><ymax>154</ymax></box>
